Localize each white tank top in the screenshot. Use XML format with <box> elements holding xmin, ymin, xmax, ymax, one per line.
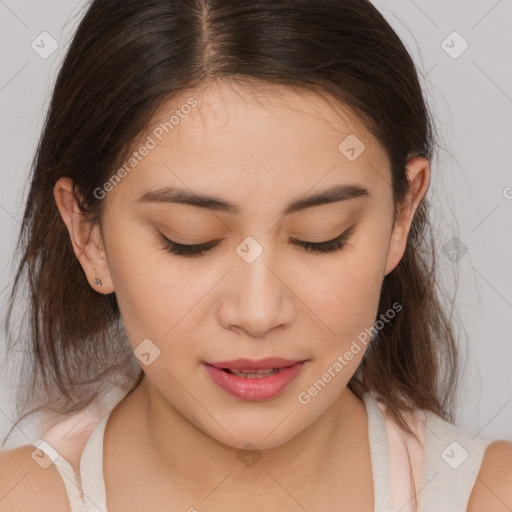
<box><xmin>30</xmin><ymin>391</ymin><xmax>495</xmax><ymax>512</ymax></box>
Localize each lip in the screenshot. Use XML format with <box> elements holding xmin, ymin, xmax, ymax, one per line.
<box><xmin>205</xmin><ymin>357</ymin><xmax>305</xmax><ymax>371</ymax></box>
<box><xmin>203</xmin><ymin>360</ymin><xmax>307</xmax><ymax>401</ymax></box>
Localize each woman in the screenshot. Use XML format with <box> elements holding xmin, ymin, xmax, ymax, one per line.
<box><xmin>1</xmin><ymin>0</ymin><xmax>511</xmax><ymax>511</ymax></box>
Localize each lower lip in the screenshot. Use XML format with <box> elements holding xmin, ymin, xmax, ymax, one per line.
<box><xmin>203</xmin><ymin>362</ymin><xmax>306</xmax><ymax>401</ymax></box>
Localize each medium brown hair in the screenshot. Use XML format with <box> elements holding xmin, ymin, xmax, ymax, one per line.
<box><xmin>2</xmin><ymin>0</ymin><xmax>461</xmax><ymax>446</ymax></box>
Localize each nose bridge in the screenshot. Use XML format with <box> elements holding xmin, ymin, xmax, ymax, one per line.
<box><xmin>240</xmin><ymin>244</ymin><xmax>279</xmax><ymax>300</ymax></box>
<box><xmin>220</xmin><ymin>235</ymin><xmax>295</xmax><ymax>337</ymax></box>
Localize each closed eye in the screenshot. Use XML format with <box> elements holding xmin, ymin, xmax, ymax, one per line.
<box><xmin>159</xmin><ymin>225</ymin><xmax>356</xmax><ymax>258</ymax></box>
<box><xmin>292</xmin><ymin>225</ymin><xmax>356</xmax><ymax>254</ymax></box>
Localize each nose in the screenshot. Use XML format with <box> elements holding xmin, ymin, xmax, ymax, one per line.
<box><xmin>217</xmin><ymin>249</ymin><xmax>297</xmax><ymax>338</ymax></box>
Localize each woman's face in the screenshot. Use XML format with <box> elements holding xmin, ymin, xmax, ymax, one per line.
<box><xmin>76</xmin><ymin>82</ymin><xmax>422</xmax><ymax>449</ymax></box>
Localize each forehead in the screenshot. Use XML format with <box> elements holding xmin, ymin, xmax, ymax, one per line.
<box><xmin>108</xmin><ymin>81</ymin><xmax>391</xmax><ymax>211</ymax></box>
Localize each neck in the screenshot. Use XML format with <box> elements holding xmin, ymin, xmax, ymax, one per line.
<box><xmin>126</xmin><ymin>375</ymin><xmax>368</xmax><ymax>497</ymax></box>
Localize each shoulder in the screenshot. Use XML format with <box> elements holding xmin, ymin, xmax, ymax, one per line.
<box><xmin>467</xmin><ymin>439</ymin><xmax>512</xmax><ymax>511</ymax></box>
<box><xmin>0</xmin><ymin>444</ymin><xmax>70</xmax><ymax>512</ymax></box>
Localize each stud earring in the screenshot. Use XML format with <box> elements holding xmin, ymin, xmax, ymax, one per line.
<box><xmin>94</xmin><ymin>278</ymin><xmax>102</xmax><ymax>287</ymax></box>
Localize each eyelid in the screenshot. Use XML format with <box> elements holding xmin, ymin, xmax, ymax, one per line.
<box><xmin>158</xmin><ymin>224</ymin><xmax>356</xmax><ymax>257</ymax></box>
<box><xmin>159</xmin><ymin>228</ymin><xmax>352</xmax><ymax>246</ymax></box>
<box><xmin>291</xmin><ymin>224</ymin><xmax>355</xmax><ymax>248</ymax></box>
<box><xmin>159</xmin><ymin>233</ymin><xmax>223</xmax><ymax>247</ymax></box>
<box><xmin>291</xmin><ymin>227</ymin><xmax>352</xmax><ymax>245</ymax></box>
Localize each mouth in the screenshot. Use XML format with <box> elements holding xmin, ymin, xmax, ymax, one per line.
<box><xmin>202</xmin><ymin>358</ymin><xmax>308</xmax><ymax>401</ymax></box>
<box><xmin>204</xmin><ymin>357</ymin><xmax>307</xmax><ymax>372</ymax></box>
<box><xmin>219</xmin><ymin>367</ymin><xmax>284</xmax><ymax>378</ymax></box>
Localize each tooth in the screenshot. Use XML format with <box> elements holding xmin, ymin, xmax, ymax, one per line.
<box><xmin>230</xmin><ymin>368</ymin><xmax>281</xmax><ymax>378</ymax></box>
<box><xmin>238</xmin><ymin>368</ymin><xmax>277</xmax><ymax>374</ymax></box>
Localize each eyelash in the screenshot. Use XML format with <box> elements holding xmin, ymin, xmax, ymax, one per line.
<box><xmin>159</xmin><ymin>225</ymin><xmax>356</xmax><ymax>258</ymax></box>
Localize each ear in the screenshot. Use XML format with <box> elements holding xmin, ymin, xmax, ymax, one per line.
<box><xmin>53</xmin><ymin>177</ymin><xmax>115</xmax><ymax>293</ymax></box>
<box><xmin>383</xmin><ymin>157</ymin><xmax>431</xmax><ymax>277</ymax></box>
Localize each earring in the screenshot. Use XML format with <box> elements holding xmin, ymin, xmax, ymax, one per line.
<box><xmin>94</xmin><ymin>278</ymin><xmax>102</xmax><ymax>287</ymax></box>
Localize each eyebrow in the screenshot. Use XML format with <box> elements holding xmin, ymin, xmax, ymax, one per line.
<box><xmin>137</xmin><ymin>183</ymin><xmax>370</xmax><ymax>215</ymax></box>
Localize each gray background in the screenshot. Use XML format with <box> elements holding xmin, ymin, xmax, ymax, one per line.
<box><xmin>0</xmin><ymin>0</ymin><xmax>511</xmax><ymax>448</ymax></box>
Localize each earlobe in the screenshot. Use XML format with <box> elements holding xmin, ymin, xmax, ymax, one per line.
<box><xmin>53</xmin><ymin>177</ymin><xmax>115</xmax><ymax>293</ymax></box>
<box><xmin>383</xmin><ymin>157</ymin><xmax>431</xmax><ymax>277</ymax></box>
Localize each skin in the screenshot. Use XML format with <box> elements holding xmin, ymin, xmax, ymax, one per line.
<box><xmin>53</xmin><ymin>81</ymin><xmax>431</xmax><ymax>511</ymax></box>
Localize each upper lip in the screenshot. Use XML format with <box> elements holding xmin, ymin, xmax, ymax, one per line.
<box><xmin>205</xmin><ymin>357</ymin><xmax>306</xmax><ymax>371</ymax></box>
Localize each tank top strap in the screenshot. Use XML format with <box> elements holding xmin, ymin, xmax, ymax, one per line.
<box><xmin>80</xmin><ymin>412</ymin><xmax>110</xmax><ymax>512</ymax></box>
<box><xmin>419</xmin><ymin>410</ymin><xmax>495</xmax><ymax>512</ymax></box>
<box><xmin>30</xmin><ymin>408</ymin><xmax>112</xmax><ymax>512</ymax></box>
<box><xmin>362</xmin><ymin>391</ymin><xmax>393</xmax><ymax>511</ymax></box>
<box><xmin>372</xmin><ymin>394</ymin><xmax>427</xmax><ymax>512</ymax></box>
<box><xmin>30</xmin><ymin>439</ymin><xmax>88</xmax><ymax>512</ymax></box>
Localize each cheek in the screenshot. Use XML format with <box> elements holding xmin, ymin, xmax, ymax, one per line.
<box><xmin>105</xmin><ymin>226</ymin><xmax>235</xmax><ymax>381</ymax></box>
<box><xmin>296</xmin><ymin>254</ymin><xmax>386</xmax><ymax>392</ymax></box>
<box><xmin>104</xmin><ymin>221</ymin><xmax>203</xmax><ymax>349</ymax></box>
<box><xmin>295</xmin><ymin>238</ymin><xmax>387</xmax><ymax>342</ymax></box>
